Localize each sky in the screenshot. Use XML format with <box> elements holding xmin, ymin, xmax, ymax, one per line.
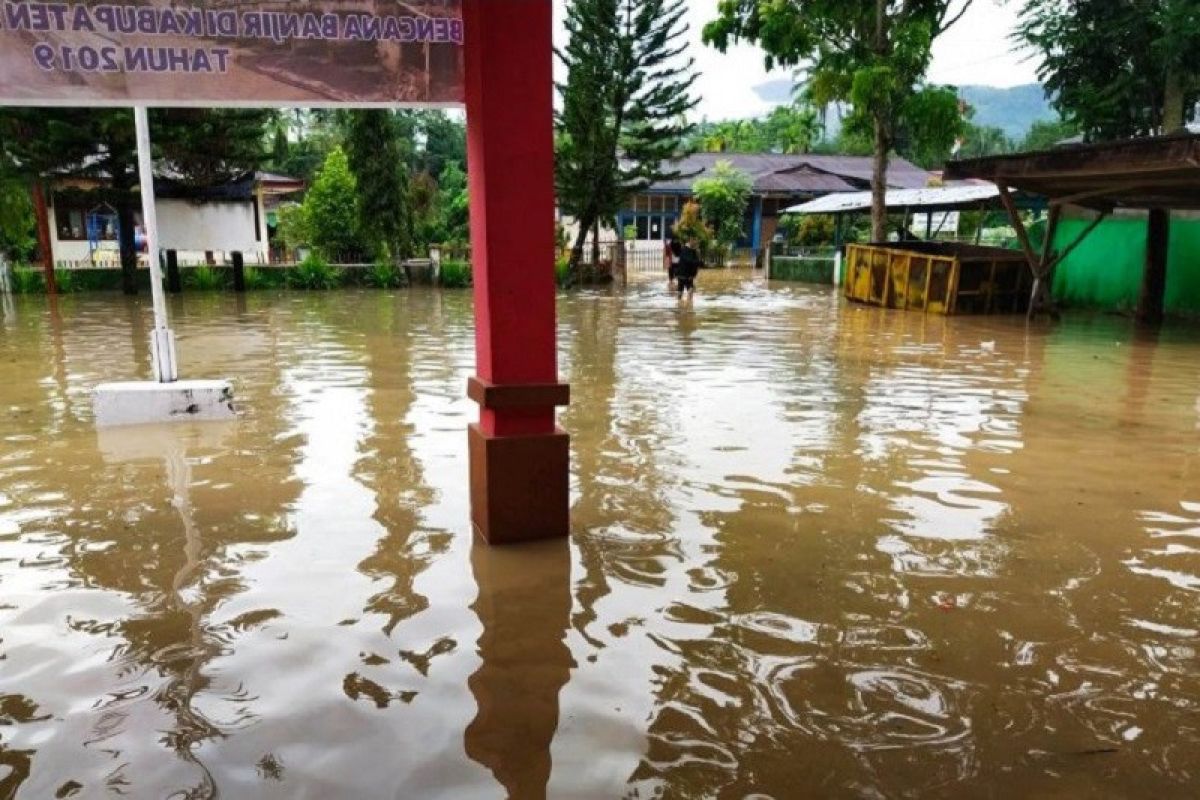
<box><xmin>552</xmin><ymin>0</ymin><xmax>1042</xmax><ymax>121</ymax></box>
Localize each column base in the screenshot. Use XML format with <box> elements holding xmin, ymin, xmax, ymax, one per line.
<box><xmin>469</xmin><ymin>423</ymin><xmax>569</xmax><ymax>545</ymax></box>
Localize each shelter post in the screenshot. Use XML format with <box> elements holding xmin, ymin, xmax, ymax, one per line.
<box><xmin>463</xmin><ymin>0</ymin><xmax>569</xmax><ymax>545</ymax></box>
<box><xmin>1138</xmin><ymin>209</ymin><xmax>1170</xmax><ymax>325</ymax></box>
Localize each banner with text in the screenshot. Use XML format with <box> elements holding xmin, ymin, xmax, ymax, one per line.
<box><xmin>0</xmin><ymin>0</ymin><xmax>464</xmax><ymax>106</ymax></box>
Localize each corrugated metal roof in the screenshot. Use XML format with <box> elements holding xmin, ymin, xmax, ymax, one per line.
<box><xmin>785</xmin><ymin>184</ymin><xmax>1000</xmax><ymax>214</ymax></box>
<box><xmin>645</xmin><ymin>152</ymin><xmax>931</xmax><ymax>195</ymax></box>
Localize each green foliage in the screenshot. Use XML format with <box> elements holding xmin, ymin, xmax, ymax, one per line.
<box><xmin>411</xmin><ymin>111</ymin><xmax>467</xmax><ymax>180</ymax></box>
<box><xmin>343</xmin><ymin>110</ymin><xmax>413</xmax><ymax>262</ymax></box>
<box><xmin>288</xmin><ymin>253</ymin><xmax>341</xmax><ymax>290</ymax></box>
<box><xmin>186</xmin><ymin>265</ymin><xmax>226</xmax><ymax>291</ymax></box>
<box><xmin>52</xmin><ymin>268</ymin><xmax>77</xmax><ymax>293</ymax></box>
<box><xmin>705</xmin><ymin>0</ymin><xmax>971</xmax><ymax>238</ymax></box>
<box><xmin>780</xmin><ymin>214</ymin><xmax>835</xmax><ymax>247</ymax></box>
<box><xmin>693</xmin><ymin>102</ymin><xmax>822</xmax><ymax>154</ymax></box>
<box><xmin>11</xmin><ymin>268</ymin><xmax>45</xmax><ymax>294</ymax></box>
<box><xmin>365</xmin><ymin>260</ymin><xmax>406</xmax><ymax>289</ymax></box>
<box><xmin>556</xmin><ymin>0</ymin><xmax>699</xmax><ymax>269</ymax></box>
<box><xmin>242</xmin><ymin>266</ymin><xmax>275</xmax><ymax>290</ymax></box>
<box><xmin>0</xmin><ymin>173</ymin><xmax>34</xmax><ymax>262</ymax></box>
<box><xmin>958</xmin><ymin>122</ymin><xmax>1015</xmax><ymax>159</ymax></box>
<box><xmin>555</xmin><ymin>255</ymin><xmax>571</xmax><ymax>287</ymax></box>
<box><xmin>1020</xmin><ymin>118</ymin><xmax>1079</xmax><ymax>151</ymax></box>
<box><xmin>897</xmin><ymin>85</ymin><xmax>965</xmax><ymax>168</ymax></box>
<box><xmin>276</xmin><ymin>203</ymin><xmax>311</xmax><ymax>251</ymax></box>
<box><xmin>150</xmin><ymin>108</ymin><xmax>275</xmax><ymax>187</ymax></box>
<box><xmin>693</xmin><ymin>161</ymin><xmax>752</xmax><ymax>245</ymax></box>
<box><xmin>671</xmin><ymin>200</ymin><xmax>714</xmax><ymax>250</ymax></box>
<box><xmin>1018</xmin><ymin>0</ymin><xmax>1200</xmax><ymax>138</ymax></box>
<box><xmin>302</xmin><ymin>147</ymin><xmax>361</xmax><ymax>262</ymax></box>
<box><xmin>439</xmin><ymin>259</ymin><xmax>472</xmax><ymax>289</ymax></box>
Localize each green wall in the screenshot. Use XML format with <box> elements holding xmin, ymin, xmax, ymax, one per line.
<box><xmin>770</xmin><ymin>255</ymin><xmax>834</xmax><ymax>284</ymax></box>
<box><xmin>1052</xmin><ymin>216</ymin><xmax>1200</xmax><ymax>315</ymax></box>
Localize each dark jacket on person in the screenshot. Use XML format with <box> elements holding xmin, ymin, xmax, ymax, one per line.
<box><xmin>677</xmin><ymin>245</ymin><xmax>701</xmax><ymax>279</ymax></box>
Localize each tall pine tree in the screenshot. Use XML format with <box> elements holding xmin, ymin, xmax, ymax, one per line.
<box><xmin>556</xmin><ymin>0</ymin><xmax>698</xmax><ymax>273</ymax></box>
<box><xmin>342</xmin><ymin>110</ymin><xmax>414</xmax><ymax>262</ymax></box>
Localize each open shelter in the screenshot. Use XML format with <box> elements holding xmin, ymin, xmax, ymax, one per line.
<box><xmin>946</xmin><ymin>133</ymin><xmax>1200</xmax><ymax>323</ymax></box>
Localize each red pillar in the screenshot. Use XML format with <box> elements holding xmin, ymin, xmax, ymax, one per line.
<box><xmin>464</xmin><ymin>0</ymin><xmax>569</xmax><ymax>544</ymax></box>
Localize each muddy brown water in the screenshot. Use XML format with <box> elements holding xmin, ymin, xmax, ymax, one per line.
<box><xmin>1</xmin><ymin>272</ymin><xmax>1198</xmax><ymax>799</ymax></box>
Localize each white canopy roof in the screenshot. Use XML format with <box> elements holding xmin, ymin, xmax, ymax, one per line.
<box><xmin>785</xmin><ymin>184</ymin><xmax>1000</xmax><ymax>215</ymax></box>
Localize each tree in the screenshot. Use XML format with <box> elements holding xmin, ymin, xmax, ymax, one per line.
<box><xmin>692</xmin><ymin>102</ymin><xmax>822</xmax><ymax>154</ymax></box>
<box><xmin>1020</xmin><ymin>118</ymin><xmax>1079</xmax><ymax>151</ymax></box>
<box><xmin>0</xmin><ymin>157</ymin><xmax>35</xmax><ymax>263</ymax></box>
<box><xmin>671</xmin><ymin>200</ymin><xmax>714</xmax><ymax>251</ymax></box>
<box><xmin>343</xmin><ymin>110</ymin><xmax>413</xmax><ymax>262</ymax></box>
<box><xmin>412</xmin><ymin>111</ymin><xmax>467</xmax><ymax>180</ymax></box>
<box><xmin>706</xmin><ymin>1</ymin><xmax>971</xmax><ymax>241</ymax></box>
<box><xmin>957</xmin><ymin>123</ymin><xmax>1014</xmax><ymax>158</ymax></box>
<box><xmin>692</xmin><ymin>161</ymin><xmax>752</xmax><ymax>245</ymax></box>
<box><xmin>556</xmin><ymin>0</ymin><xmax>699</xmax><ymax>274</ymax></box>
<box><xmin>302</xmin><ymin>147</ymin><xmax>360</xmax><ymax>261</ymax></box>
<box><xmin>1017</xmin><ymin>0</ymin><xmax>1200</xmax><ymax>138</ymax></box>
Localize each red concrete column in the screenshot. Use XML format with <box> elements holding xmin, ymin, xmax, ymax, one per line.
<box><xmin>463</xmin><ymin>0</ymin><xmax>569</xmax><ymax>544</ymax></box>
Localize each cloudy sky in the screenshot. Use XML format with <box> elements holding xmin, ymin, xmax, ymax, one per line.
<box><xmin>552</xmin><ymin>0</ymin><xmax>1042</xmax><ymax>120</ymax></box>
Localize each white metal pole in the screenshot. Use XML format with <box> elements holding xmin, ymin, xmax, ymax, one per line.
<box><xmin>134</xmin><ymin>105</ymin><xmax>177</xmax><ymax>383</ymax></box>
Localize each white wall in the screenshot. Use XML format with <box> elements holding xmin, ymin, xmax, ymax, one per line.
<box><xmin>159</xmin><ymin>199</ymin><xmax>264</xmax><ymax>259</ymax></box>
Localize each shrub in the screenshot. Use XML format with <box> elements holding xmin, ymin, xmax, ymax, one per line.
<box><xmin>242</xmin><ymin>266</ymin><xmax>275</xmax><ymax>290</ymax></box>
<box><xmin>11</xmin><ymin>268</ymin><xmax>44</xmax><ymax>294</ymax></box>
<box><xmin>186</xmin><ymin>265</ymin><xmax>226</xmax><ymax>291</ymax></box>
<box><xmin>365</xmin><ymin>260</ymin><xmax>406</xmax><ymax>288</ymax></box>
<box><xmin>54</xmin><ymin>269</ymin><xmax>79</xmax><ymax>293</ymax></box>
<box><xmin>439</xmin><ymin>259</ymin><xmax>471</xmax><ymax>288</ymax></box>
<box><xmin>555</xmin><ymin>255</ymin><xmax>570</xmax><ymax>287</ymax></box>
<box><xmin>287</xmin><ymin>253</ymin><xmax>341</xmax><ymax>290</ymax></box>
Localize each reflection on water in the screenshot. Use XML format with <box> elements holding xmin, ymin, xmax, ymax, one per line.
<box><xmin>2</xmin><ymin>274</ymin><xmax>1199</xmax><ymax>797</ymax></box>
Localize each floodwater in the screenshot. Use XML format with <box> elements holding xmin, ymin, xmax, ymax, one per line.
<box><xmin>1</xmin><ymin>271</ymin><xmax>1198</xmax><ymax>799</ymax></box>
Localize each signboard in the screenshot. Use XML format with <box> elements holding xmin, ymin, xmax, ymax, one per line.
<box><xmin>0</xmin><ymin>0</ymin><xmax>464</xmax><ymax>106</ymax></box>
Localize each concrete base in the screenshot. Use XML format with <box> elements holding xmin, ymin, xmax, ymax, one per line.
<box><xmin>93</xmin><ymin>379</ymin><xmax>235</xmax><ymax>427</ymax></box>
<box><xmin>469</xmin><ymin>423</ymin><xmax>569</xmax><ymax>544</ymax></box>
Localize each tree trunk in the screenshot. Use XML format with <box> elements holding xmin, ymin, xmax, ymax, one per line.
<box><xmin>1163</xmin><ymin>69</ymin><xmax>1185</xmax><ymax>133</ymax></box>
<box><xmin>31</xmin><ymin>181</ymin><xmax>57</xmax><ymax>295</ymax></box>
<box><xmin>117</xmin><ymin>194</ymin><xmax>138</xmax><ymax>296</ymax></box>
<box><xmin>590</xmin><ymin>218</ymin><xmax>601</xmax><ymax>272</ymax></box>
<box><xmin>568</xmin><ymin>212</ymin><xmax>593</xmax><ymax>275</ymax></box>
<box><xmin>871</xmin><ymin>113</ymin><xmax>890</xmax><ymax>243</ymax></box>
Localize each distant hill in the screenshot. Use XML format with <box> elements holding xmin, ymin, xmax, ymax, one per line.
<box><xmin>959</xmin><ymin>84</ymin><xmax>1054</xmax><ymax>139</ymax></box>
<box><xmin>751</xmin><ymin>80</ymin><xmax>1057</xmax><ymax>141</ymax></box>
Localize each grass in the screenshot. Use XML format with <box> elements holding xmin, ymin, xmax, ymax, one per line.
<box><xmin>185</xmin><ymin>265</ymin><xmax>226</xmax><ymax>291</ymax></box>
<box><xmin>439</xmin><ymin>259</ymin><xmax>472</xmax><ymax>288</ymax></box>
<box><xmin>11</xmin><ymin>268</ymin><xmax>45</xmax><ymax>294</ymax></box>
<box><xmin>365</xmin><ymin>260</ymin><xmax>406</xmax><ymax>289</ymax></box>
<box><xmin>287</xmin><ymin>254</ymin><xmax>341</xmax><ymax>290</ymax></box>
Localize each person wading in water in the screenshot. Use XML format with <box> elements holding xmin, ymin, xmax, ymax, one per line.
<box><xmin>665</xmin><ymin>234</ymin><xmax>682</xmax><ymax>290</ymax></box>
<box><xmin>676</xmin><ymin>237</ymin><xmax>701</xmax><ymax>301</ymax></box>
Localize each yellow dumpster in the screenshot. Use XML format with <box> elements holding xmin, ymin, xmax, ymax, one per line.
<box><xmin>844</xmin><ymin>242</ymin><xmax>1030</xmax><ymax>315</ymax></box>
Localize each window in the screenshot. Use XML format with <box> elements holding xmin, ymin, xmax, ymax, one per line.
<box><xmin>636</xmin><ymin>215</ymin><xmax>649</xmax><ymax>240</ymax></box>
<box><xmin>53</xmin><ymin>197</ymin><xmax>134</xmax><ymax>243</ymax></box>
